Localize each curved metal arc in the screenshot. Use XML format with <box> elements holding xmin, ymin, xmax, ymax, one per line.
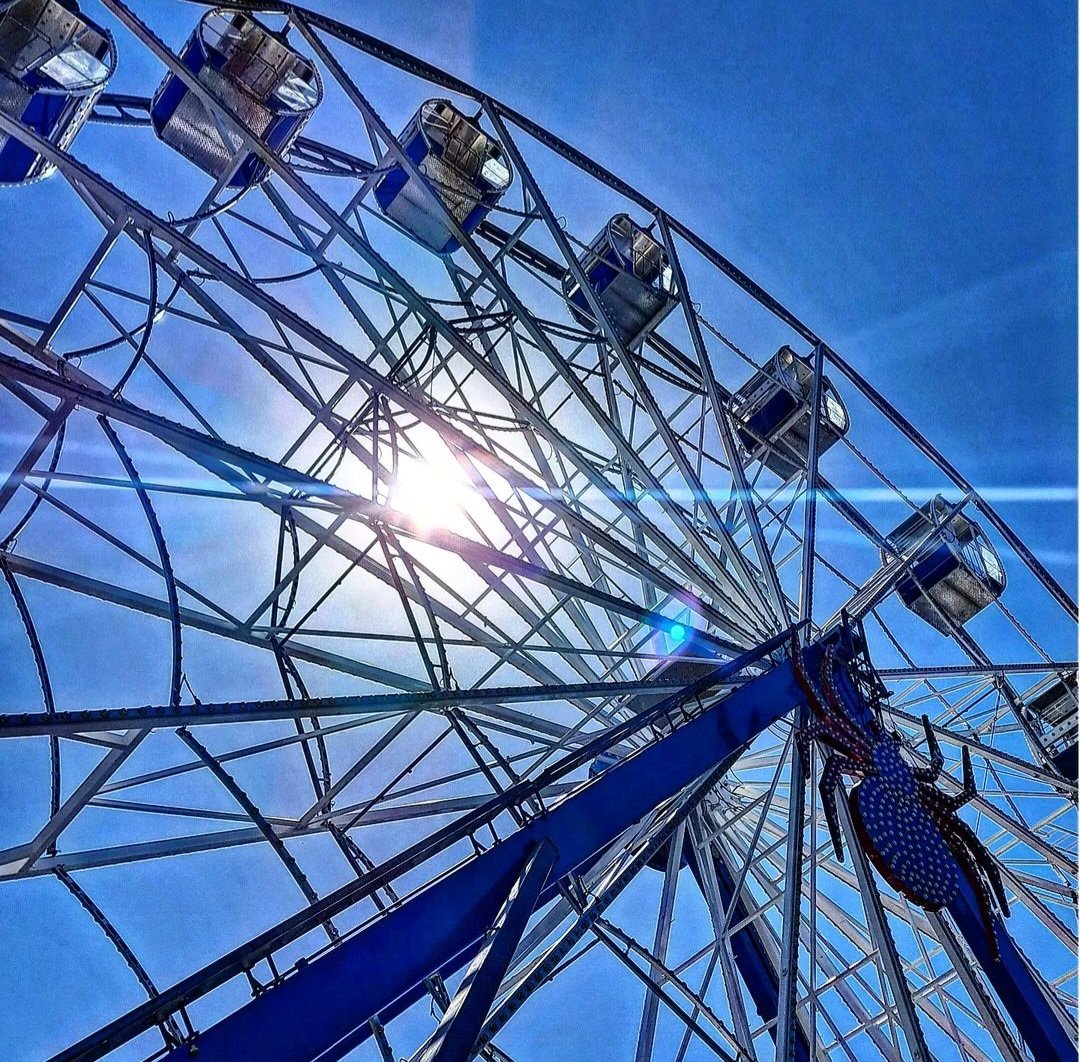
<box><xmin>177</xmin><ymin>728</ymin><xmax>334</xmax><ymax>927</ymax></box>
<box><xmin>54</xmin><ymin>867</ymin><xmax>190</xmax><ymax>1050</ymax></box>
<box><xmin>97</xmin><ymin>417</ymin><xmax>183</xmax><ymax>709</ymax></box>
<box><xmin>206</xmin><ymin>0</ymin><xmax>1073</xmax><ymax>621</ymax></box>
<box><xmin>0</xmin><ymin>558</ymin><xmax>61</xmax><ymax>829</ymax></box>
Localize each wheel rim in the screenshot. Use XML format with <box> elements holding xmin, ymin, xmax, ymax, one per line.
<box><xmin>0</xmin><ymin>5</ymin><xmax>1074</xmax><ymax>1061</ymax></box>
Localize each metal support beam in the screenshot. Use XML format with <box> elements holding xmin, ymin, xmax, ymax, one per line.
<box><xmin>3</xmin><ymin>728</ymin><xmax>146</xmax><ymax>877</ymax></box>
<box><xmin>0</xmin><ymin>399</ymin><xmax>74</xmax><ymax>518</ymax></box>
<box><xmin>0</xmin><ymin>677</ymin><xmax>707</xmax><ymax>739</ymax></box>
<box><xmin>833</xmin><ymin>799</ymin><xmax>931</xmax><ymax>1062</ymax></box>
<box><xmin>944</xmin><ymin>875</ymin><xmax>1076</xmax><ymax>1062</ymax></box>
<box><xmin>55</xmin><ymin>629</ymin><xmax>809</xmax><ymax>1062</ymax></box>
<box><xmin>413</xmin><ymin>840</ymin><xmax>557</xmax><ymax>1062</ymax></box>
<box><xmin>776</xmin><ymin>341</ymin><xmax>828</xmax><ymax>1059</ymax></box>
<box><xmin>655</xmin><ymin>213</ymin><xmax>790</xmax><ymax>630</ymax></box>
<box><xmin>181</xmin><ymin>0</ymin><xmax>1075</xmax><ymax>625</ymax></box>
<box><xmin>633</xmin><ymin>821</ymin><xmax>685</xmax><ymax>1062</ymax></box>
<box><xmin>153</xmin><ymin>658</ymin><xmax>806</xmax><ymax>1062</ymax></box>
<box><xmin>926</xmin><ymin>913</ymin><xmax>1026</xmax><ymax>1062</ymax></box>
<box><xmin>774</xmin><ymin>735</ymin><xmax>807</xmax><ymax>1062</ymax></box>
<box><xmin>688</xmin><ymin>826</ymin><xmax>812</xmax><ymax>1062</ymax></box>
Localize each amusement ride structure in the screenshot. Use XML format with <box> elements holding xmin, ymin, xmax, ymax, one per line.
<box><xmin>0</xmin><ymin>3</ymin><xmax>1075</xmax><ymax>1061</ymax></box>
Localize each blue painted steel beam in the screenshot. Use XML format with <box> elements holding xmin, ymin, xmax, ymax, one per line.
<box><xmin>57</xmin><ymin>631</ymin><xmax>799</xmax><ymax>1062</ymax></box>
<box><xmin>163</xmin><ymin>651</ymin><xmax>813</xmax><ymax>1062</ymax></box>
<box><xmin>947</xmin><ymin>879</ymin><xmax>1075</xmax><ymax>1062</ymax></box>
<box><xmin>68</xmin><ymin>622</ymin><xmax>1067</xmax><ymax>1062</ymax></box>
<box><xmin>416</xmin><ymin>840</ymin><xmax>557</xmax><ymax>1062</ymax></box>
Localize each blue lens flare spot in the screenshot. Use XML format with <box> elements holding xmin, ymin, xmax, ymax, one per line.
<box><xmin>669</xmin><ymin>622</ymin><xmax>687</xmax><ymax>643</ymax></box>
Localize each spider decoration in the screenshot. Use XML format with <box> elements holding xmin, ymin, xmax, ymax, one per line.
<box><xmin>792</xmin><ymin>639</ymin><xmax>1011</xmax><ymax>958</ymax></box>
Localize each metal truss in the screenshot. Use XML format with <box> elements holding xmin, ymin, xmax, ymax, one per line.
<box><xmin>0</xmin><ymin>4</ymin><xmax>1074</xmax><ymax>1062</ymax></box>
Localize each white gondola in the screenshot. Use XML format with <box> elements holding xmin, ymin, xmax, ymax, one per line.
<box><xmin>1023</xmin><ymin>674</ymin><xmax>1077</xmax><ymax>781</ymax></box>
<box><xmin>0</xmin><ymin>0</ymin><xmax>115</xmax><ymax>185</ymax></box>
<box><xmin>374</xmin><ymin>98</ymin><xmax>511</xmax><ymax>254</ymax></box>
<box><xmin>731</xmin><ymin>345</ymin><xmax>849</xmax><ymax>480</ymax></box>
<box><xmin>883</xmin><ymin>495</ymin><xmax>1006</xmax><ymax>634</ymax></box>
<box><xmin>151</xmin><ymin>8</ymin><xmax>321</xmax><ymax>189</ymax></box>
<box><xmin>563</xmin><ymin>213</ymin><xmax>677</xmax><ymax>347</ymax></box>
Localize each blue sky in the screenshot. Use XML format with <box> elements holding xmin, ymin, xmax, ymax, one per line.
<box><xmin>0</xmin><ymin>1</ymin><xmax>1075</xmax><ymax>1059</ymax></box>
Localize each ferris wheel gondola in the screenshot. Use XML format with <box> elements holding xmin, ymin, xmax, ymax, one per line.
<box><xmin>150</xmin><ymin>7</ymin><xmax>320</xmax><ymax>188</ymax></box>
<box><xmin>0</xmin><ymin>4</ymin><xmax>1074</xmax><ymax>1062</ymax></box>
<box><xmin>0</xmin><ymin>0</ymin><xmax>115</xmax><ymax>184</ymax></box>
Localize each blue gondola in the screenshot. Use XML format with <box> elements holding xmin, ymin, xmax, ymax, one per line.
<box><xmin>151</xmin><ymin>8</ymin><xmax>320</xmax><ymax>190</ymax></box>
<box><xmin>563</xmin><ymin>214</ymin><xmax>677</xmax><ymax>347</ymax></box>
<box><xmin>0</xmin><ymin>0</ymin><xmax>114</xmax><ymax>185</ymax></box>
<box><xmin>1023</xmin><ymin>674</ymin><xmax>1077</xmax><ymax>781</ymax></box>
<box><xmin>374</xmin><ymin>98</ymin><xmax>511</xmax><ymax>254</ymax></box>
<box><xmin>883</xmin><ymin>495</ymin><xmax>1006</xmax><ymax>634</ymax></box>
<box><xmin>732</xmin><ymin>345</ymin><xmax>849</xmax><ymax>481</ymax></box>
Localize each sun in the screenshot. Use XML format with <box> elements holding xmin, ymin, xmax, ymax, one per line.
<box><xmin>388</xmin><ymin>450</ymin><xmax>471</xmax><ymax>533</ymax></box>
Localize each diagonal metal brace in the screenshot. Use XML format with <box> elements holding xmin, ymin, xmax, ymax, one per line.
<box><xmin>414</xmin><ymin>839</ymin><xmax>558</xmax><ymax>1062</ymax></box>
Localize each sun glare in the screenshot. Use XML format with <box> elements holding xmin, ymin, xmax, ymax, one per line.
<box><xmin>389</xmin><ymin>452</ymin><xmax>471</xmax><ymax>532</ymax></box>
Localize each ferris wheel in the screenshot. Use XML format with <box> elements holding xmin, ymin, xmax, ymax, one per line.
<box><xmin>0</xmin><ymin>3</ymin><xmax>1075</xmax><ymax>1062</ymax></box>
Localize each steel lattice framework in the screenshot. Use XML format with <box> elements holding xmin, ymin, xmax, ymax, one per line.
<box><xmin>0</xmin><ymin>4</ymin><xmax>1076</xmax><ymax>1062</ymax></box>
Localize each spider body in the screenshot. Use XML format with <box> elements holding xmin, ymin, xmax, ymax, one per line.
<box><xmin>851</xmin><ymin>770</ymin><xmax>960</xmax><ymax>910</ymax></box>
<box><xmin>791</xmin><ymin>638</ymin><xmax>1010</xmax><ymax>957</ymax></box>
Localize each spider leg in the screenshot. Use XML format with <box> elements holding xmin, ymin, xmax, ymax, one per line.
<box><xmin>799</xmin><ymin>716</ymin><xmax>867</xmax><ymax>766</ymax></box>
<box><xmin>972</xmin><ymin>840</ymin><xmax>1010</xmax><ymax>917</ymax></box>
<box><xmin>947</xmin><ymin>821</ymin><xmax>1003</xmax><ymax>961</ymax></box>
<box><xmin>795</xmin><ymin>719</ymin><xmax>816</xmax><ymax>772</ymax></box>
<box><xmin>911</xmin><ymin>714</ymin><xmax>944</xmax><ymax>782</ymax></box>
<box><xmin>818</xmin><ymin>754</ymin><xmax>863</xmax><ymax>861</ymax></box>
<box><xmin>922</xmin><ymin>785</ymin><xmax>1011</xmax><ymax>922</ymax></box>
<box><xmin>953</xmin><ymin>745</ymin><xmax>977</xmax><ymax>809</ymax></box>
<box><xmin>792</xmin><ymin>639</ymin><xmax>869</xmax><ymax>764</ymax></box>
<box><xmin>816</xmin><ymin>649</ymin><xmax>873</xmax><ymax>759</ymax></box>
